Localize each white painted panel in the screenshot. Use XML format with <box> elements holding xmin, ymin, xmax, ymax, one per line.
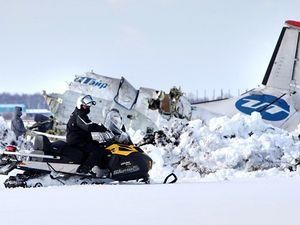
<box><xmin>267</xmin><ymin>29</ymin><xmax>298</xmax><ymax>90</ymax></box>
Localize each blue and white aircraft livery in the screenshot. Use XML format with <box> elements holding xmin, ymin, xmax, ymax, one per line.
<box><xmin>74</xmin><ymin>76</ymin><xmax>109</xmax><ymax>89</ymax></box>
<box><xmin>235</xmin><ymin>94</ymin><xmax>290</xmax><ymax>121</ymax></box>
<box><xmin>44</xmin><ymin>20</ymin><xmax>300</xmax><ymax>132</ymax></box>
<box><xmin>192</xmin><ymin>20</ymin><xmax>300</xmax><ymax>131</ymax></box>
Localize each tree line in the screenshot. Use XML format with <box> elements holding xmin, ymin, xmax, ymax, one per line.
<box><xmin>0</xmin><ymin>89</ymin><xmax>247</xmax><ymax>109</ymax></box>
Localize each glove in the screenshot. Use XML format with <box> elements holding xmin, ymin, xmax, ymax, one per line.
<box><xmin>98</xmin><ymin>124</ymin><xmax>108</xmax><ymax>132</ymax></box>
<box><xmin>91</xmin><ymin>123</ymin><xmax>108</xmax><ymax>132</ymax></box>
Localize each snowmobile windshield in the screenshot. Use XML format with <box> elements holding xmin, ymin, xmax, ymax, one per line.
<box><xmin>81</xmin><ymin>95</ymin><xmax>96</xmax><ymax>107</ymax></box>
<box><xmin>105</xmin><ymin>110</ymin><xmax>123</xmax><ymax>136</ymax></box>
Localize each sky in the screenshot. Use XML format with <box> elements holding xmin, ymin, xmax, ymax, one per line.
<box><xmin>1</xmin><ymin>0</ymin><xmax>300</xmax><ymax>97</ymax></box>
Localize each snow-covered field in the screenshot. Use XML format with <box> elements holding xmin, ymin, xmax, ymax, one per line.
<box><xmin>1</xmin><ymin>177</ymin><xmax>300</xmax><ymax>225</ymax></box>
<box><xmin>1</xmin><ymin>113</ymin><xmax>300</xmax><ymax>225</ymax></box>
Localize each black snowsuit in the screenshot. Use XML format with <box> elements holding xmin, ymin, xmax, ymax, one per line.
<box><xmin>11</xmin><ymin>106</ymin><xmax>26</xmax><ymax>139</ymax></box>
<box><xmin>66</xmin><ymin>107</ymin><xmax>108</xmax><ymax>170</ymax></box>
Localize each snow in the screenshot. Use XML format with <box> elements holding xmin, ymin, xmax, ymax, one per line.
<box><xmin>0</xmin><ymin>117</ymin><xmax>15</xmax><ymax>147</ymax></box>
<box><xmin>1</xmin><ymin>113</ymin><xmax>300</xmax><ymax>224</ymax></box>
<box><xmin>134</xmin><ymin>112</ymin><xmax>300</xmax><ymax>183</ymax></box>
<box><xmin>1</xmin><ymin>177</ymin><xmax>300</xmax><ymax>225</ymax></box>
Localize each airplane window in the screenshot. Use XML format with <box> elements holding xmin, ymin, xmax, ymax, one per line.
<box><xmin>114</xmin><ymin>77</ymin><xmax>138</xmax><ymax>110</ymax></box>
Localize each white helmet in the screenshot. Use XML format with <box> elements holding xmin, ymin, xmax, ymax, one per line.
<box><xmin>76</xmin><ymin>95</ymin><xmax>96</xmax><ymax>109</ymax></box>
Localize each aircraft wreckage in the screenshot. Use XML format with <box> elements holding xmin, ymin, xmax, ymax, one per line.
<box><xmin>45</xmin><ymin>20</ymin><xmax>300</xmax><ymax>132</ymax></box>
<box><xmin>44</xmin><ymin>72</ymin><xmax>192</xmax><ymax>132</ymax></box>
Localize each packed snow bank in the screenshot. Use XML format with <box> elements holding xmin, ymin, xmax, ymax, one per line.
<box><xmin>2</xmin><ymin>113</ymin><xmax>300</xmax><ymax>183</ymax></box>
<box><xmin>0</xmin><ymin>117</ymin><xmax>16</xmax><ymax>148</ymax></box>
<box><xmin>134</xmin><ymin>112</ymin><xmax>300</xmax><ymax>182</ymax></box>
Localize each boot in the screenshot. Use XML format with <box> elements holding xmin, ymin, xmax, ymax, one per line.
<box><xmin>76</xmin><ymin>164</ymin><xmax>92</xmax><ymax>174</ymax></box>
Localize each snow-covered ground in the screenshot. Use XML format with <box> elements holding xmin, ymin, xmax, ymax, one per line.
<box><xmin>1</xmin><ymin>113</ymin><xmax>300</xmax><ymax>224</ymax></box>
<box><xmin>0</xmin><ymin>177</ymin><xmax>300</xmax><ymax>225</ymax></box>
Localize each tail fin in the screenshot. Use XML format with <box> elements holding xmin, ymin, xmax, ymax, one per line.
<box><xmin>262</xmin><ymin>20</ymin><xmax>300</xmax><ymax>91</ymax></box>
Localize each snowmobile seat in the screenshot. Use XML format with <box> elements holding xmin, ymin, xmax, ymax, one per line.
<box><xmin>33</xmin><ymin>135</ymin><xmax>65</xmax><ymax>155</ymax></box>
<box><xmin>33</xmin><ymin>135</ymin><xmax>54</xmax><ymax>154</ymax></box>
<box><xmin>33</xmin><ymin>135</ymin><xmax>83</xmax><ymax>163</ymax></box>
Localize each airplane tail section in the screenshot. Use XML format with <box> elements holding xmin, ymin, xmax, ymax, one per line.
<box><xmin>262</xmin><ymin>20</ymin><xmax>300</xmax><ymax>92</ymax></box>
<box><xmin>193</xmin><ymin>20</ymin><xmax>300</xmax><ymax>131</ymax></box>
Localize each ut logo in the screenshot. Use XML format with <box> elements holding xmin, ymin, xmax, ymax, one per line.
<box><xmin>235</xmin><ymin>94</ymin><xmax>290</xmax><ymax>121</ymax></box>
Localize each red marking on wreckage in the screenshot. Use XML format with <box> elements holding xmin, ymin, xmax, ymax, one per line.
<box><xmin>5</xmin><ymin>145</ymin><xmax>17</xmax><ymax>152</ymax></box>
<box><xmin>285</xmin><ymin>20</ymin><xmax>300</xmax><ymax>29</ymax></box>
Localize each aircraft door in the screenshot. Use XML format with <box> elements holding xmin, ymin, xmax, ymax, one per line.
<box><xmin>114</xmin><ymin>77</ymin><xmax>139</xmax><ymax>110</ymax></box>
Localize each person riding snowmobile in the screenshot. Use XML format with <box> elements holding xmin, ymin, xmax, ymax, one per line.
<box><xmin>66</xmin><ymin>95</ymin><xmax>108</xmax><ymax>174</ymax></box>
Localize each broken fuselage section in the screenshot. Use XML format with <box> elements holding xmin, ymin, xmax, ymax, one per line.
<box><xmin>44</xmin><ymin>72</ymin><xmax>192</xmax><ymax>132</ymax></box>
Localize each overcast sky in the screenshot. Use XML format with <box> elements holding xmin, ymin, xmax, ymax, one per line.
<box><xmin>1</xmin><ymin>0</ymin><xmax>300</xmax><ymax>96</ymax></box>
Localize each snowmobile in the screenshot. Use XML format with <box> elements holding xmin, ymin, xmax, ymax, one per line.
<box><xmin>0</xmin><ymin>134</ymin><xmax>153</xmax><ymax>188</ymax></box>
